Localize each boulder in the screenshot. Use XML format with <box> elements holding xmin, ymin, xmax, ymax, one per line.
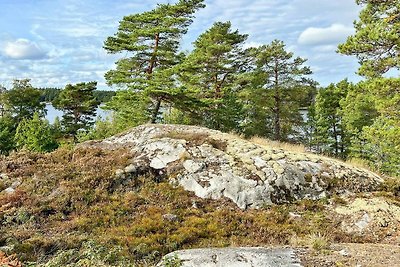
<box><xmin>82</xmin><ymin>124</ymin><xmax>383</xmax><ymax>209</ymax></box>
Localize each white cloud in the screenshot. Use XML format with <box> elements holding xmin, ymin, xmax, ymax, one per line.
<box><xmin>298</xmin><ymin>24</ymin><xmax>354</xmax><ymax>46</ymax></box>
<box><xmin>2</xmin><ymin>39</ymin><xmax>47</xmax><ymax>60</ymax></box>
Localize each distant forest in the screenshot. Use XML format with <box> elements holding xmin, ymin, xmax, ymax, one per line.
<box><xmin>38</xmin><ymin>87</ymin><xmax>116</xmax><ymax>103</ymax></box>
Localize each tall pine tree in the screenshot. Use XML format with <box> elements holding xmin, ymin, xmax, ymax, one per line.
<box><xmin>338</xmin><ymin>0</ymin><xmax>400</xmax><ymax>77</ymax></box>
<box><xmin>177</xmin><ymin>21</ymin><xmax>248</xmax><ymax>131</ymax></box>
<box><xmin>104</xmin><ymin>0</ymin><xmax>205</xmax><ymax>123</ymax></box>
<box><xmin>250</xmin><ymin>40</ymin><xmax>314</xmax><ymax>141</ymax></box>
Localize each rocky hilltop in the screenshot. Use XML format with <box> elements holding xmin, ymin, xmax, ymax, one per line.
<box><xmin>83</xmin><ymin>124</ymin><xmax>382</xmax><ymax>209</ymax></box>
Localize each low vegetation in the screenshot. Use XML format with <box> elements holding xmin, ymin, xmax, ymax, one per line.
<box><xmin>0</xmin><ymin>147</ymin><xmax>396</xmax><ymax>266</ymax></box>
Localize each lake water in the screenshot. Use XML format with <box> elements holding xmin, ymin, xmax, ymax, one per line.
<box><xmin>45</xmin><ymin>104</ymin><xmax>110</xmax><ymax>123</ymax></box>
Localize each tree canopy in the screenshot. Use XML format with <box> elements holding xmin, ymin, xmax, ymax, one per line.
<box><xmin>53</xmin><ymin>81</ymin><xmax>99</xmax><ymax>139</ymax></box>
<box><xmin>338</xmin><ymin>0</ymin><xmax>400</xmax><ymax>77</ymax></box>
<box><xmin>104</xmin><ymin>0</ymin><xmax>205</xmax><ymax>122</ymax></box>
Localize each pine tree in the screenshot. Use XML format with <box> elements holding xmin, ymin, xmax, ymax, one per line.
<box><xmin>338</xmin><ymin>0</ymin><xmax>400</xmax><ymax>77</ymax></box>
<box><xmin>53</xmin><ymin>82</ymin><xmax>99</xmax><ymax>139</ymax></box>
<box><xmin>250</xmin><ymin>40</ymin><xmax>314</xmax><ymax>141</ymax></box>
<box><xmin>314</xmin><ymin>80</ymin><xmax>351</xmax><ymax>158</ymax></box>
<box><xmin>177</xmin><ymin>21</ymin><xmax>248</xmax><ymax>131</ymax></box>
<box><xmin>104</xmin><ymin>0</ymin><xmax>205</xmax><ymax>123</ymax></box>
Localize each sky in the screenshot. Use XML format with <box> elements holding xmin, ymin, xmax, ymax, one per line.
<box><xmin>0</xmin><ymin>0</ymin><xmax>362</xmax><ymax>90</ymax></box>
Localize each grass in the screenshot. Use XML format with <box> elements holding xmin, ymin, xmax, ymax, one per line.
<box><xmin>0</xmin><ymin>147</ymin><xmax>359</xmax><ymax>266</ymax></box>
<box><xmin>249</xmin><ymin>136</ymin><xmax>307</xmax><ymax>153</ymax></box>
<box><xmin>0</xmin><ymin>142</ymin><xmax>396</xmax><ymax>266</ymax></box>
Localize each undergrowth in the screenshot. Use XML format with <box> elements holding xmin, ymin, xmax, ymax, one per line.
<box><xmin>0</xmin><ymin>147</ymin><xmax>383</xmax><ymax>266</ymax></box>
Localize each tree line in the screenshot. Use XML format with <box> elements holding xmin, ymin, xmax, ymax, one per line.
<box><xmin>0</xmin><ymin>0</ymin><xmax>398</xmax><ymax>177</ymax></box>
<box><xmin>0</xmin><ymin>79</ymin><xmax>101</xmax><ymax>152</ymax></box>
<box><xmin>38</xmin><ymin>87</ymin><xmax>115</xmax><ymax>103</ymax></box>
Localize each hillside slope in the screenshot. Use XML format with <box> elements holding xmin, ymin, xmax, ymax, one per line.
<box><xmin>0</xmin><ymin>124</ymin><xmax>398</xmax><ymax>266</ymax></box>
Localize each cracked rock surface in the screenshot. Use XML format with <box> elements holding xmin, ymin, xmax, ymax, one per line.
<box><xmin>157</xmin><ymin>247</ymin><xmax>302</xmax><ymax>267</ymax></box>
<box><xmin>82</xmin><ymin>124</ymin><xmax>383</xmax><ymax>209</ymax></box>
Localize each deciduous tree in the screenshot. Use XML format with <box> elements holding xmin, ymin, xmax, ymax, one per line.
<box><xmin>3</xmin><ymin>79</ymin><xmax>45</xmax><ymax>122</ymax></box>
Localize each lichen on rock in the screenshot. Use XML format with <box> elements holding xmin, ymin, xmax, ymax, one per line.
<box><xmin>81</xmin><ymin>124</ymin><xmax>384</xmax><ymax>209</ymax></box>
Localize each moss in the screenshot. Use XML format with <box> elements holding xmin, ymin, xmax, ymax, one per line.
<box><xmin>304</xmin><ymin>173</ymin><xmax>313</xmax><ymax>183</ymax></box>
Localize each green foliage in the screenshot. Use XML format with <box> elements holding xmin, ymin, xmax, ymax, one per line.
<box><xmin>104</xmin><ymin>0</ymin><xmax>205</xmax><ymax>122</ymax></box>
<box><xmin>77</xmin><ymin>114</ymin><xmax>134</xmax><ymax>142</ymax></box>
<box><xmin>338</xmin><ymin>0</ymin><xmax>400</xmax><ymax>77</ymax></box>
<box><xmin>14</xmin><ymin>112</ymin><xmax>58</xmax><ymax>152</ymax></box>
<box><xmin>103</xmin><ymin>90</ymin><xmax>150</xmax><ymax>128</ymax></box>
<box><xmin>38</xmin><ymin>87</ymin><xmax>61</xmax><ymax>102</ymax></box>
<box><xmin>177</xmin><ymin>21</ymin><xmax>248</xmax><ymax>131</ymax></box>
<box><xmin>40</xmin><ymin>241</ymin><xmax>133</xmax><ymax>267</ymax></box>
<box><xmin>337</xmin><ymin>0</ymin><xmax>400</xmax><ymax>176</ymax></box>
<box><xmin>161</xmin><ymin>254</ymin><xmax>182</xmax><ymax>267</ymax></box>
<box><xmin>0</xmin><ymin>115</ymin><xmax>16</xmax><ymax>154</ymax></box>
<box><xmin>242</xmin><ymin>40</ymin><xmax>315</xmax><ymax>141</ymax></box>
<box><xmin>2</xmin><ymin>79</ymin><xmax>45</xmax><ymax>122</ymax></box>
<box><xmin>314</xmin><ymin>80</ymin><xmax>351</xmax><ymax>158</ymax></box>
<box><xmin>53</xmin><ymin>82</ymin><xmax>100</xmax><ymax>139</ymax></box>
<box><xmin>340</xmin><ymin>82</ymin><xmax>378</xmax><ymax>159</ymax></box>
<box><xmin>38</xmin><ymin>88</ymin><xmax>115</xmax><ymax>103</ymax></box>
<box><xmin>361</xmin><ymin>116</ymin><xmax>399</xmax><ymax>176</ymax></box>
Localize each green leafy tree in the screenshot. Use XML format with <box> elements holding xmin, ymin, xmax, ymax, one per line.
<box><xmin>302</xmin><ymin>103</ymin><xmax>323</xmax><ymax>152</ymax></box>
<box><xmin>3</xmin><ymin>79</ymin><xmax>45</xmax><ymax>122</ymax></box>
<box><xmin>362</xmin><ymin>116</ymin><xmax>399</xmax><ymax>176</ymax></box>
<box><xmin>248</xmin><ymin>40</ymin><xmax>314</xmax><ymax>141</ymax></box>
<box><xmin>104</xmin><ymin>0</ymin><xmax>205</xmax><ymax>123</ymax></box>
<box><xmin>53</xmin><ymin>82</ymin><xmax>99</xmax><ymax>139</ymax></box>
<box><xmin>338</xmin><ymin>0</ymin><xmax>400</xmax><ymax>77</ymax></box>
<box><xmin>14</xmin><ymin>112</ymin><xmax>58</xmax><ymax>152</ymax></box>
<box><xmin>0</xmin><ymin>115</ymin><xmax>16</xmax><ymax>154</ymax></box>
<box><xmin>177</xmin><ymin>21</ymin><xmax>248</xmax><ymax>131</ymax></box>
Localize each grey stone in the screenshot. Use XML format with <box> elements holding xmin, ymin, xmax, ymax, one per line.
<box><xmin>115</xmin><ymin>169</ymin><xmax>125</xmax><ymax>178</ymax></box>
<box><xmin>339</xmin><ymin>249</ymin><xmax>349</xmax><ymax>257</ymax></box>
<box><xmin>183</xmin><ymin>160</ymin><xmax>204</xmax><ymax>173</ymax></box>
<box><xmin>81</xmin><ymin>124</ymin><xmax>384</xmax><ymax>209</ymax></box>
<box><xmin>4</xmin><ymin>187</ymin><xmax>15</xmax><ymax>194</ymax></box>
<box><xmin>157</xmin><ymin>247</ymin><xmax>302</xmax><ymax>267</ymax></box>
<box><xmin>11</xmin><ymin>180</ymin><xmax>21</xmax><ymax>188</ymax></box>
<box><xmin>355</xmin><ymin>213</ymin><xmax>371</xmax><ymax>230</ymax></box>
<box><xmin>124</xmin><ymin>164</ymin><xmax>137</xmax><ymax>173</ymax></box>
<box><xmin>162</xmin><ymin>213</ymin><xmax>178</xmax><ymax>222</ymax></box>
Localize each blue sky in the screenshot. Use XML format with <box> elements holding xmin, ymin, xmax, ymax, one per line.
<box><xmin>0</xmin><ymin>0</ymin><xmax>361</xmax><ymax>89</ymax></box>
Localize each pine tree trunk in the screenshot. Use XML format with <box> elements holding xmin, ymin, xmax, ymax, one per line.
<box><xmin>151</xmin><ymin>98</ymin><xmax>162</xmax><ymax>123</ymax></box>
<box><xmin>273</xmin><ymin>60</ymin><xmax>281</xmax><ymax>141</ymax></box>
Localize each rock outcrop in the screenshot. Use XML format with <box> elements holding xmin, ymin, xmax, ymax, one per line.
<box><xmin>82</xmin><ymin>124</ymin><xmax>383</xmax><ymax>209</ymax></box>
<box><xmin>157</xmin><ymin>247</ymin><xmax>302</xmax><ymax>267</ymax></box>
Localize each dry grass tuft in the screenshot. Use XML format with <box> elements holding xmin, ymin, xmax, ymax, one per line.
<box><xmin>250</xmin><ymin>136</ymin><xmax>307</xmax><ymax>153</ymax></box>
